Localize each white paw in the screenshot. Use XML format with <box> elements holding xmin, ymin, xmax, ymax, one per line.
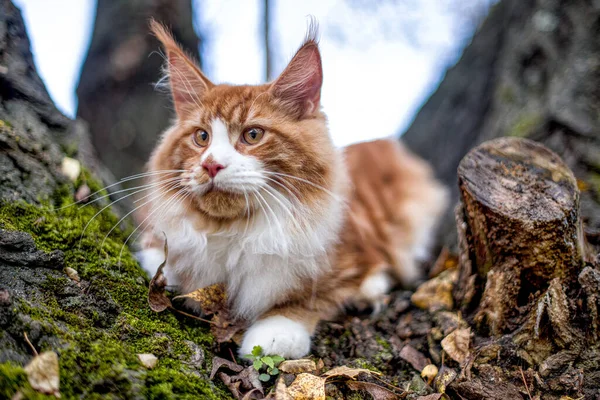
<box><xmin>359</xmin><ymin>271</ymin><xmax>392</xmax><ymax>314</ymax></box>
<box><xmin>239</xmin><ymin>316</ymin><xmax>311</xmax><ymax>359</ymax></box>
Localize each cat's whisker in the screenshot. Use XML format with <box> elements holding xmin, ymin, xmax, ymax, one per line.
<box><xmin>251</xmin><ymin>192</ymin><xmax>272</xmax><ymax>234</ymax></box>
<box><xmin>53</xmin><ymin>169</ymin><xmax>185</xmax><ymax>211</ymax></box>
<box><xmin>99</xmin><ymin>179</ymin><xmax>182</xmax><ymax>262</ymax></box>
<box><xmin>241</xmin><ymin>187</ymin><xmax>251</xmax><ymax>237</ymax></box>
<box><xmin>264</xmin><ymin>171</ymin><xmax>343</xmax><ymax>202</ymax></box>
<box><xmin>260</xmin><ymin>185</ymin><xmax>303</xmax><ymax>234</ymax></box>
<box><xmin>261</xmin><ymin>176</ymin><xmax>303</xmax><ymax>205</ymax></box>
<box><xmin>81</xmin><ymin>176</ymin><xmax>182</xmax><ymax>209</ymax></box>
<box><xmin>118</xmin><ymin>186</ymin><xmax>190</xmax><ymax>266</ymax></box>
<box><xmin>254</xmin><ymin>189</ymin><xmax>284</xmax><ymax>235</ymax></box>
<box><xmin>78</xmin><ymin>178</ymin><xmax>179</xmax><ymax>250</ymax></box>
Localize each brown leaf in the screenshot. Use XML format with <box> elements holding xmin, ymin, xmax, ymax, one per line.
<box><xmin>219</xmin><ymin>372</ymin><xmax>243</xmax><ymax>399</ymax></box>
<box><xmin>24</xmin><ymin>351</ymin><xmax>60</xmax><ymax>397</ymax></box>
<box><xmin>286</xmin><ymin>373</ymin><xmax>326</xmax><ymax>400</ymax></box>
<box><xmin>148</xmin><ymin>235</ymin><xmax>171</xmax><ymax>312</ymax></box>
<box><xmin>346</xmin><ymin>381</ymin><xmax>400</xmax><ymax>400</ymax></box>
<box><xmin>279</xmin><ymin>359</ymin><xmax>317</xmax><ymax>374</ymax></box>
<box><xmin>274</xmin><ymin>377</ymin><xmax>293</xmax><ymax>400</ymax></box>
<box><xmin>174</xmin><ymin>283</ymin><xmax>227</xmax><ymax>315</ymax></box>
<box><xmin>441</xmin><ymin>328</ymin><xmax>471</xmax><ymax>365</ymax></box>
<box><xmin>434</xmin><ymin>366</ymin><xmax>457</xmax><ymax>394</ymax></box>
<box><xmin>411</xmin><ymin>269</ymin><xmax>457</xmax><ymax>312</ymax></box>
<box><xmin>399</xmin><ymin>345</ymin><xmax>429</xmax><ymax>371</ymax></box>
<box><xmin>322</xmin><ymin>365</ymin><xmax>381</xmax><ymax>380</ymax></box>
<box><xmin>416</xmin><ymin>394</ymin><xmax>445</xmax><ymax>400</ymax></box>
<box><xmin>210</xmin><ymin>356</ymin><xmax>244</xmax><ymax>379</ymax></box>
<box><xmin>211</xmin><ymin>310</ymin><xmax>248</xmax><ymax>344</ymax></box>
<box><xmin>216</xmin><ymin>365</ymin><xmax>264</xmax><ymax>400</ymax></box>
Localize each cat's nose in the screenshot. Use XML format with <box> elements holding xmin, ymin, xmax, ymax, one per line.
<box><xmin>202</xmin><ymin>161</ymin><xmax>226</xmax><ymax>178</ymax></box>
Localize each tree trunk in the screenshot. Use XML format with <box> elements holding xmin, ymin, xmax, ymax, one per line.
<box><xmin>448</xmin><ymin>138</ymin><xmax>599</xmax><ymax>399</ymax></box>
<box><xmin>402</xmin><ymin>0</ymin><xmax>600</xmax><ymax>253</ymax></box>
<box><xmin>0</xmin><ymin>2</ymin><xmax>228</xmax><ymax>397</ymax></box>
<box><xmin>76</xmin><ymin>0</ymin><xmax>201</xmax><ymax>183</ymax></box>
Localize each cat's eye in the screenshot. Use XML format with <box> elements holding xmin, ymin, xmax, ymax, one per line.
<box><xmin>242</xmin><ymin>127</ymin><xmax>264</xmax><ymax>145</ymax></box>
<box><xmin>192</xmin><ymin>129</ymin><xmax>210</xmax><ymax>147</ymax></box>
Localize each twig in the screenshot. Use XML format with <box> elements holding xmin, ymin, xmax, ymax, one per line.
<box><xmin>23</xmin><ymin>332</ymin><xmax>38</xmax><ymax>357</ymax></box>
<box><xmin>168</xmin><ymin>306</ymin><xmax>215</xmax><ymax>325</ymax></box>
<box><xmin>519</xmin><ymin>366</ymin><xmax>533</xmax><ymax>400</ymax></box>
<box><xmin>228</xmin><ymin>348</ymin><xmax>238</xmax><ymax>365</ymax></box>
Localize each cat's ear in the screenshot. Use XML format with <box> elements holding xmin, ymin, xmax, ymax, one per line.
<box><xmin>269</xmin><ymin>24</ymin><xmax>322</xmax><ymax>118</ymax></box>
<box><xmin>150</xmin><ymin>20</ymin><xmax>213</xmax><ymax>118</ymax></box>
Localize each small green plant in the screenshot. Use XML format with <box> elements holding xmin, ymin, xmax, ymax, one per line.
<box><xmin>243</xmin><ymin>346</ymin><xmax>285</xmax><ymax>382</ymax></box>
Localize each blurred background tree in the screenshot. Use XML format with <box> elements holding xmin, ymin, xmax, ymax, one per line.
<box><xmin>76</xmin><ymin>0</ymin><xmax>201</xmax><ymax>183</ymax></box>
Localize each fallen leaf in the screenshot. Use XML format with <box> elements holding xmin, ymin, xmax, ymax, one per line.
<box><xmin>211</xmin><ymin>310</ymin><xmax>247</xmax><ymax>344</ymax></box>
<box><xmin>174</xmin><ymin>283</ymin><xmax>227</xmax><ymax>315</ymax></box>
<box><xmin>399</xmin><ymin>345</ymin><xmax>429</xmax><ymax>371</ymax></box>
<box><xmin>434</xmin><ymin>366</ymin><xmax>457</xmax><ymax>394</ymax></box>
<box><xmin>137</xmin><ymin>353</ymin><xmax>158</xmax><ymax>369</ymax></box>
<box><xmin>219</xmin><ymin>372</ymin><xmax>243</xmax><ymax>399</ymax></box>
<box><xmin>64</xmin><ymin>267</ymin><xmax>80</xmax><ymax>282</ymax></box>
<box><xmin>279</xmin><ymin>359</ymin><xmax>316</xmax><ymax>374</ymax></box>
<box><xmin>346</xmin><ymin>381</ymin><xmax>400</xmax><ymax>400</ymax></box>
<box><xmin>148</xmin><ymin>236</ymin><xmax>171</xmax><ymax>312</ymax></box>
<box><xmin>441</xmin><ymin>328</ymin><xmax>471</xmax><ymax>365</ymax></box>
<box><xmin>286</xmin><ymin>373</ymin><xmax>326</xmax><ymax>400</ymax></box>
<box><xmin>24</xmin><ymin>351</ymin><xmax>60</xmax><ymax>397</ymax></box>
<box><xmin>274</xmin><ymin>377</ymin><xmax>292</xmax><ymax>400</ymax></box>
<box><xmin>416</xmin><ymin>394</ymin><xmax>445</xmax><ymax>400</ymax></box>
<box><xmin>411</xmin><ymin>269</ymin><xmax>457</xmax><ymax>312</ymax></box>
<box><xmin>316</xmin><ymin>358</ymin><xmax>324</xmax><ymax>374</ymax></box>
<box><xmin>322</xmin><ymin>365</ymin><xmax>380</xmax><ymax>380</ymax></box>
<box><xmin>428</xmin><ymin>247</ymin><xmax>458</xmax><ymax>278</ymax></box>
<box><xmin>421</xmin><ymin>364</ymin><xmax>438</xmax><ymax>385</ymax></box>
<box><xmin>210</xmin><ymin>356</ymin><xmax>244</xmax><ymax>379</ymax></box>
<box><xmin>61</xmin><ymin>157</ymin><xmax>81</xmax><ymax>182</ymax></box>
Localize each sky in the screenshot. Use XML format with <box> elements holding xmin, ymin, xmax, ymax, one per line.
<box><xmin>12</xmin><ymin>0</ymin><xmax>489</xmax><ymax>147</ymax></box>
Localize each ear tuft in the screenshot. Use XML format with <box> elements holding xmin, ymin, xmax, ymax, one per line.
<box><xmin>269</xmin><ymin>19</ymin><xmax>323</xmax><ymax>119</ymax></box>
<box><xmin>149</xmin><ymin>19</ymin><xmax>212</xmax><ymax>118</ymax></box>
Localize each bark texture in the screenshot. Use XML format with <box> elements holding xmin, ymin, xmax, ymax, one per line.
<box><xmin>77</xmin><ymin>0</ymin><xmax>201</xmax><ymax>182</ymax></box>
<box><xmin>402</xmin><ymin>0</ymin><xmax>600</xmax><ymax>251</ymax></box>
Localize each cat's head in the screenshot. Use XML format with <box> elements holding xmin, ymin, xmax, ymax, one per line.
<box><xmin>147</xmin><ymin>21</ymin><xmax>339</xmax><ymax>224</ymax></box>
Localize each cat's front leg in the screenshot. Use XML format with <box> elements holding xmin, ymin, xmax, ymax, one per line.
<box><xmin>238</xmin><ymin>310</ymin><xmax>320</xmax><ymax>359</ymax></box>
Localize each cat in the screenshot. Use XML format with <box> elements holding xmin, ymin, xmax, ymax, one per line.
<box><xmin>137</xmin><ymin>20</ymin><xmax>448</xmax><ymax>359</ymax></box>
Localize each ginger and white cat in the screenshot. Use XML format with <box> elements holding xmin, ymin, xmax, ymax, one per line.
<box><xmin>137</xmin><ymin>21</ymin><xmax>448</xmax><ymax>359</ymax></box>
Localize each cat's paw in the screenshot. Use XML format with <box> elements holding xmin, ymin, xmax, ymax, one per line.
<box><xmin>239</xmin><ymin>316</ymin><xmax>311</xmax><ymax>359</ymax></box>
<box><xmin>358</xmin><ymin>270</ymin><xmax>392</xmax><ymax>314</ymax></box>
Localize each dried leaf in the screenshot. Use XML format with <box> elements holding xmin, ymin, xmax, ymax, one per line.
<box><xmin>137</xmin><ymin>353</ymin><xmax>158</xmax><ymax>369</ymax></box>
<box><xmin>421</xmin><ymin>364</ymin><xmax>438</xmax><ymax>385</ymax></box>
<box><xmin>286</xmin><ymin>373</ymin><xmax>326</xmax><ymax>400</ymax></box>
<box><xmin>434</xmin><ymin>366</ymin><xmax>457</xmax><ymax>394</ymax></box>
<box><xmin>210</xmin><ymin>356</ymin><xmax>243</xmax><ymax>379</ymax></box>
<box><xmin>173</xmin><ymin>283</ymin><xmax>226</xmax><ymax>315</ymax></box>
<box><xmin>211</xmin><ymin>310</ymin><xmax>247</xmax><ymax>344</ymax></box>
<box><xmin>346</xmin><ymin>381</ymin><xmax>400</xmax><ymax>400</ymax></box>
<box><xmin>219</xmin><ymin>372</ymin><xmax>242</xmax><ymax>399</ymax></box>
<box><xmin>24</xmin><ymin>351</ymin><xmax>60</xmax><ymax>397</ymax></box>
<box><xmin>416</xmin><ymin>394</ymin><xmax>445</xmax><ymax>400</ymax></box>
<box><xmin>64</xmin><ymin>267</ymin><xmax>80</xmax><ymax>282</ymax></box>
<box><xmin>322</xmin><ymin>365</ymin><xmax>381</xmax><ymax>380</ymax></box>
<box><xmin>399</xmin><ymin>345</ymin><xmax>429</xmax><ymax>371</ymax></box>
<box><xmin>441</xmin><ymin>328</ymin><xmax>471</xmax><ymax>365</ymax></box>
<box><xmin>411</xmin><ymin>269</ymin><xmax>457</xmax><ymax>312</ymax></box>
<box><xmin>274</xmin><ymin>377</ymin><xmax>293</xmax><ymax>400</ymax></box>
<box><xmin>148</xmin><ymin>236</ymin><xmax>171</xmax><ymax>312</ymax></box>
<box><xmin>216</xmin><ymin>366</ymin><xmax>264</xmax><ymax>399</ymax></box>
<box><xmin>279</xmin><ymin>359</ymin><xmax>317</xmax><ymax>374</ymax></box>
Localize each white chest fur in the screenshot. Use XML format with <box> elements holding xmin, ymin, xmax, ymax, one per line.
<box><xmin>139</xmin><ymin>195</ymin><xmax>343</xmax><ymax>321</ymax></box>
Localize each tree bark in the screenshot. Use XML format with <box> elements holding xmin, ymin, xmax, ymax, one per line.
<box><xmin>76</xmin><ymin>0</ymin><xmax>201</xmax><ymax>182</ymax></box>
<box><xmin>402</xmin><ymin>0</ymin><xmax>600</xmax><ymax>252</ymax></box>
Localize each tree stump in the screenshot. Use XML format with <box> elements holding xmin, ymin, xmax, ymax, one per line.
<box><xmin>454</xmin><ymin>137</ymin><xmax>585</xmax><ymax>334</ymax></box>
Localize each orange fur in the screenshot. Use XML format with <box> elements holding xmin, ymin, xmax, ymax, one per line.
<box><xmin>138</xmin><ymin>22</ymin><xmax>447</xmax><ymax>357</ymax></box>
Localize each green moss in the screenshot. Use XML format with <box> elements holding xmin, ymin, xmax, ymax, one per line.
<box><xmin>589</xmin><ymin>172</ymin><xmax>600</xmax><ymax>194</ymax></box>
<box><xmin>508</xmin><ymin>113</ymin><xmax>543</xmax><ymax>138</ymax></box>
<box><xmin>0</xmin><ymin>186</ymin><xmax>230</xmax><ymax>398</ymax></box>
<box><xmin>351</xmin><ymin>358</ymin><xmax>381</xmax><ymax>374</ymax></box>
